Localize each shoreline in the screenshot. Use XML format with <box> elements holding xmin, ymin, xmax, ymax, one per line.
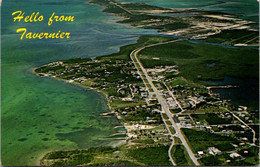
<box><xmin>88</xmin><ymin>0</ymin><xmax>258</xmax><ymax>46</ymax></box>
<box><xmin>32</xmin><ymin>67</ymin><xmax>123</xmax><ymax>118</ymax></box>
<box><xmin>32</xmin><ymin>67</ymin><xmax>128</xmax><ymax>163</ymax></box>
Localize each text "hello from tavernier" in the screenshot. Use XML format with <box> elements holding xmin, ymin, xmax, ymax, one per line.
<box><xmin>12</xmin><ymin>11</ymin><xmax>75</xmax><ymax>40</ymax></box>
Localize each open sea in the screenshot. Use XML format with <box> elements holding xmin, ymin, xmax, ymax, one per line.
<box><xmin>1</xmin><ymin>0</ymin><xmax>259</xmax><ymax>165</ymax></box>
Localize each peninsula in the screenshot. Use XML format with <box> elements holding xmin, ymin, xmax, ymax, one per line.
<box><xmin>34</xmin><ymin>0</ymin><xmax>259</xmax><ymax>166</ymax></box>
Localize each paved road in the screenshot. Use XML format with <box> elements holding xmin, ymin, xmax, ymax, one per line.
<box><xmin>168</xmin><ymin>141</ymin><xmax>176</xmax><ymax>166</ymax></box>
<box><xmin>163</xmin><ymin>82</ymin><xmax>184</xmax><ymax>113</ymax></box>
<box><xmin>230</xmin><ymin>111</ymin><xmax>256</xmax><ymax>145</ymax></box>
<box><xmin>130</xmin><ymin>39</ymin><xmax>200</xmax><ymax>166</ymax></box>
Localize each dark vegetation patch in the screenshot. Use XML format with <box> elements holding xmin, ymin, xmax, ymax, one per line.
<box><xmin>171</xmin><ymin>145</ymin><xmax>193</xmax><ymax>166</ymax></box>
<box><xmin>128</xmin><ymin>145</ymin><xmax>171</xmax><ymax>166</ymax></box>
<box><xmin>42</xmin><ymin>138</ymin><xmax>49</xmax><ymax>141</ymax></box>
<box><xmin>18</xmin><ymin>138</ymin><xmax>27</xmax><ymax>142</ymax></box>
<box><xmin>181</xmin><ymin>128</ymin><xmax>237</xmax><ymax>152</ymax></box>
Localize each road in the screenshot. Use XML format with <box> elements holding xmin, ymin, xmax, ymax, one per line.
<box><xmin>168</xmin><ymin>141</ymin><xmax>176</xmax><ymax>166</ymax></box>
<box><xmin>230</xmin><ymin>112</ymin><xmax>256</xmax><ymax>145</ymax></box>
<box><xmin>130</xmin><ymin>39</ymin><xmax>200</xmax><ymax>166</ymax></box>
<box><xmin>220</xmin><ymin>107</ymin><xmax>256</xmax><ymax>145</ymax></box>
<box><xmin>162</xmin><ymin>82</ymin><xmax>184</xmax><ymax>113</ymax></box>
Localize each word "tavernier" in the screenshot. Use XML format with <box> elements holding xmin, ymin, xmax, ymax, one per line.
<box><xmin>16</xmin><ymin>28</ymin><xmax>70</xmax><ymax>40</ymax></box>
<box><xmin>12</xmin><ymin>11</ymin><xmax>74</xmax><ymax>40</ymax></box>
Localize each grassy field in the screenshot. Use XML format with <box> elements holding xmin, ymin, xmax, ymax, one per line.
<box><xmin>139</xmin><ymin>40</ymin><xmax>259</xmax><ymax>82</ymax></box>
<box><xmin>168</xmin><ymin>77</ymin><xmax>202</xmax><ymax>88</ymax></box>
<box><xmin>110</xmin><ymin>99</ymin><xmax>146</xmax><ymax>110</ymax></box>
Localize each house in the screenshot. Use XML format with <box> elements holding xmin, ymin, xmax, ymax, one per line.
<box><xmin>241</xmin><ymin>137</ymin><xmax>248</xmax><ymax>141</ymax></box>
<box><xmin>197</xmin><ymin>151</ymin><xmax>204</xmax><ymax>156</ymax></box>
<box><xmin>207</xmin><ymin>147</ymin><xmax>221</xmax><ymax>155</ymax></box>
<box><xmin>230</xmin><ymin>152</ymin><xmax>241</xmax><ymax>158</ymax></box>
<box><xmin>122</xmin><ymin>97</ymin><xmax>133</xmax><ymax>101</ymax></box>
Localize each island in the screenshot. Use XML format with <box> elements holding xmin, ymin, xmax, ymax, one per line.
<box><xmin>34</xmin><ymin>0</ymin><xmax>259</xmax><ymax>166</ymax></box>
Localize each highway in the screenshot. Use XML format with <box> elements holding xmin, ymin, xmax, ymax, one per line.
<box><xmin>129</xmin><ymin>39</ymin><xmax>200</xmax><ymax>166</ymax></box>
<box><xmin>162</xmin><ymin>82</ymin><xmax>184</xmax><ymax>113</ymax></box>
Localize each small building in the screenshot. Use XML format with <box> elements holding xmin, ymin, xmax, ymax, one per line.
<box><xmin>207</xmin><ymin>147</ymin><xmax>221</xmax><ymax>155</ymax></box>
<box><xmin>239</xmin><ymin>142</ymin><xmax>245</xmax><ymax>146</ymax></box>
<box><xmin>122</xmin><ymin>97</ymin><xmax>133</xmax><ymax>101</ymax></box>
<box><xmin>241</xmin><ymin>137</ymin><xmax>248</xmax><ymax>141</ymax></box>
<box><xmin>230</xmin><ymin>152</ymin><xmax>241</xmax><ymax>158</ymax></box>
<box><xmin>198</xmin><ymin>151</ymin><xmax>204</xmax><ymax>156</ymax></box>
<box><xmin>241</xmin><ymin>125</ymin><xmax>246</xmax><ymax>129</ymax></box>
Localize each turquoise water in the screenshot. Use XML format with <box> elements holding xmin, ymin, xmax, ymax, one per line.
<box><xmin>1</xmin><ymin>0</ymin><xmax>259</xmax><ymax>166</ymax></box>
<box><xmin>1</xmin><ymin>0</ymin><xmax>154</xmax><ymax>165</ymax></box>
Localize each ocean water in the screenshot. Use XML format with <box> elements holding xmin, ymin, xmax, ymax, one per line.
<box><xmin>1</xmin><ymin>0</ymin><xmax>154</xmax><ymax>165</ymax></box>
<box><xmin>1</xmin><ymin>0</ymin><xmax>259</xmax><ymax>166</ymax></box>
